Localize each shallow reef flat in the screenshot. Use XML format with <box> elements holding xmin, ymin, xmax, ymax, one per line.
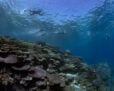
<box><xmin>0</xmin><ymin>36</ymin><xmax>110</xmax><ymax>91</ymax></box>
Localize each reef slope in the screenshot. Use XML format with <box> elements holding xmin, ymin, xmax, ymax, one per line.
<box><xmin>0</xmin><ymin>36</ymin><xmax>108</xmax><ymax>91</ymax></box>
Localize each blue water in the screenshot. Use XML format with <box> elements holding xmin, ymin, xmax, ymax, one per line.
<box><xmin>0</xmin><ymin>0</ymin><xmax>114</xmax><ymax>83</ymax></box>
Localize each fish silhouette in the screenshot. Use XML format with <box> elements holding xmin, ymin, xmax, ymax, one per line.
<box><xmin>28</xmin><ymin>9</ymin><xmax>44</xmax><ymax>15</ymax></box>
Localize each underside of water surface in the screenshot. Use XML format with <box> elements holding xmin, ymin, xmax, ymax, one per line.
<box><xmin>0</xmin><ymin>0</ymin><xmax>114</xmax><ymax>91</ymax></box>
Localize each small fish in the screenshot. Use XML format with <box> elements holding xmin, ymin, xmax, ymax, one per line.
<box><xmin>28</xmin><ymin>9</ymin><xmax>44</xmax><ymax>16</ymax></box>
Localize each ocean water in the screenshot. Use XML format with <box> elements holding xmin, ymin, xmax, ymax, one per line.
<box><xmin>0</xmin><ymin>0</ymin><xmax>114</xmax><ymax>89</ymax></box>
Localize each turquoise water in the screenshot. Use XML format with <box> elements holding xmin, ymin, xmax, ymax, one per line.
<box><xmin>0</xmin><ymin>0</ymin><xmax>114</xmax><ymax>89</ymax></box>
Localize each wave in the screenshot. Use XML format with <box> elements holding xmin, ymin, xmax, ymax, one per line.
<box><xmin>0</xmin><ymin>0</ymin><xmax>87</xmax><ymax>39</ymax></box>
<box><xmin>0</xmin><ymin>0</ymin><xmax>53</xmax><ymax>38</ymax></box>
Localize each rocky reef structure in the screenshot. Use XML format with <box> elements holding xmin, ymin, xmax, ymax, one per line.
<box><xmin>0</xmin><ymin>36</ymin><xmax>110</xmax><ymax>91</ymax></box>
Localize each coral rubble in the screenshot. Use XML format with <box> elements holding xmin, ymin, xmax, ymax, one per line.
<box><xmin>0</xmin><ymin>36</ymin><xmax>109</xmax><ymax>91</ymax></box>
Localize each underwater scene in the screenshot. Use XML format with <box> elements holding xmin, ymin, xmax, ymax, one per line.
<box><xmin>0</xmin><ymin>0</ymin><xmax>114</xmax><ymax>91</ymax></box>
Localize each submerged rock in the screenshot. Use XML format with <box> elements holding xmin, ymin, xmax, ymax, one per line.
<box><xmin>0</xmin><ymin>36</ymin><xmax>109</xmax><ymax>91</ymax></box>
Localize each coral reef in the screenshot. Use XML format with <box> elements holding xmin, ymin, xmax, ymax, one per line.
<box><xmin>0</xmin><ymin>36</ymin><xmax>109</xmax><ymax>91</ymax></box>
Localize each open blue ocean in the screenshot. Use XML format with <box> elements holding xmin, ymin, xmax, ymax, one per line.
<box><xmin>0</xmin><ymin>0</ymin><xmax>114</xmax><ymax>90</ymax></box>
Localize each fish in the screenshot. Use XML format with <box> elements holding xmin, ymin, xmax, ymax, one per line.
<box><xmin>28</xmin><ymin>9</ymin><xmax>44</xmax><ymax>16</ymax></box>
